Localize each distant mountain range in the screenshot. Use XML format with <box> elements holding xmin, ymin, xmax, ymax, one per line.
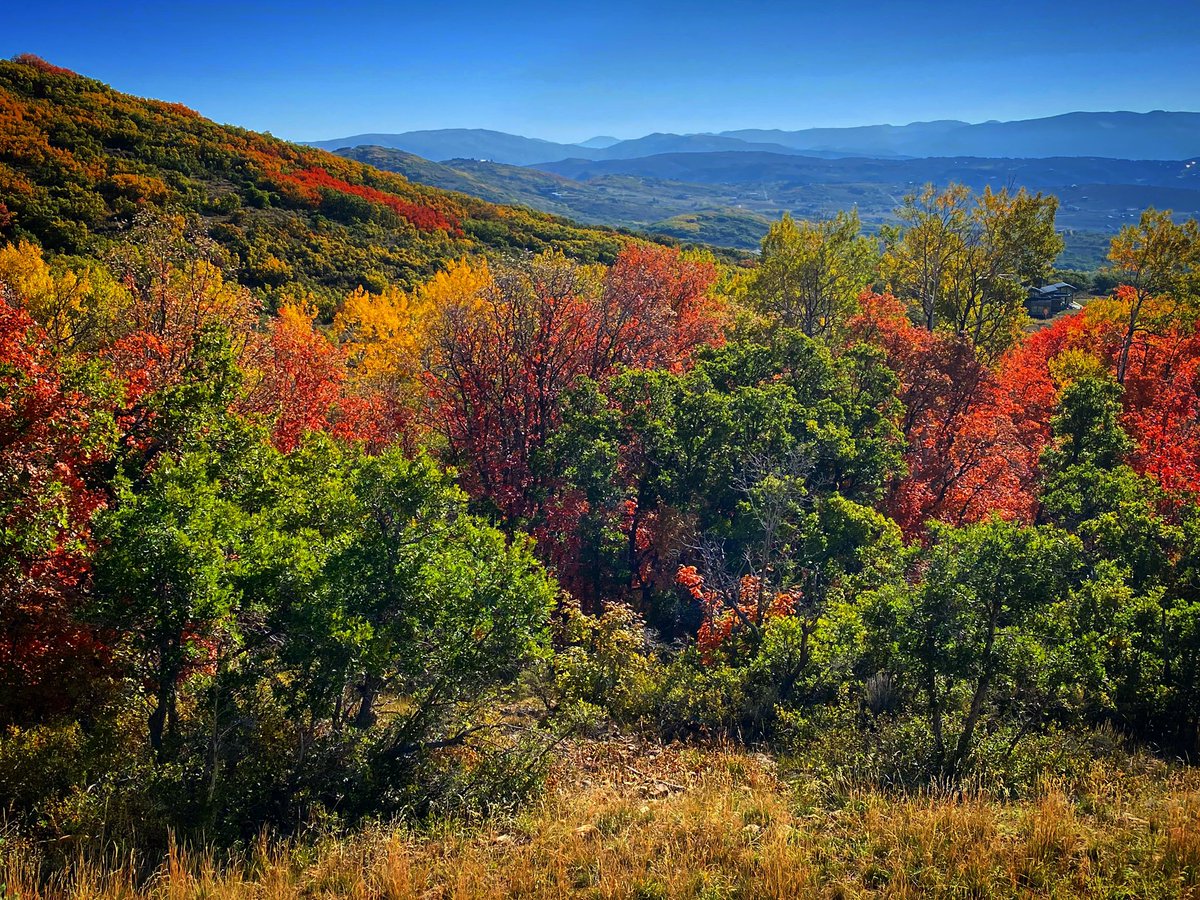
<box><xmin>312</xmin><ymin>111</ymin><xmax>1200</xmax><ymax>269</ymax></box>
<box><xmin>310</xmin><ymin>111</ymin><xmax>1200</xmax><ymax>164</ymax></box>
<box><xmin>308</xmin><ymin>128</ymin><xmax>835</xmax><ymax>166</ymax></box>
<box><xmin>719</xmin><ymin>112</ymin><xmax>1200</xmax><ymax>161</ymax></box>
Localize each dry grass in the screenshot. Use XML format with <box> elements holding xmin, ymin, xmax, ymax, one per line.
<box><xmin>3</xmin><ymin>739</ymin><xmax>1199</xmax><ymax>899</ymax></box>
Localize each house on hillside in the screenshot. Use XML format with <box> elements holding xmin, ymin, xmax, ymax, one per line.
<box><xmin>1026</xmin><ymin>282</ymin><xmax>1079</xmax><ymax>319</ymax></box>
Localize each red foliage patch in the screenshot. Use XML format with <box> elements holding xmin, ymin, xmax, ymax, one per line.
<box><xmin>281</xmin><ymin>167</ymin><xmax>460</xmax><ymax>234</ymax></box>
<box><xmin>849</xmin><ymin>292</ymin><xmax>1040</xmax><ymax>537</ymax></box>
<box><xmin>0</xmin><ymin>297</ymin><xmax>114</xmax><ymax>721</ymax></box>
<box><xmin>1011</xmin><ymin>307</ymin><xmax>1200</xmax><ymax>505</ymax></box>
<box><xmin>677</xmin><ymin>566</ymin><xmax>797</xmax><ymax>660</ymax></box>
<box><xmin>12</xmin><ymin>54</ymin><xmax>79</xmax><ymax>77</ymax></box>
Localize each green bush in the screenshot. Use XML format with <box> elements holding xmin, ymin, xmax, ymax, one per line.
<box><xmin>654</xmin><ymin>653</ymin><xmax>749</xmax><ymax>739</ymax></box>
<box><xmin>541</xmin><ymin>604</ymin><xmax>663</xmax><ymax>729</ymax></box>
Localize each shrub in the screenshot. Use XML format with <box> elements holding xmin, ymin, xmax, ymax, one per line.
<box><xmin>541</xmin><ymin>604</ymin><xmax>663</xmax><ymax>729</ymax></box>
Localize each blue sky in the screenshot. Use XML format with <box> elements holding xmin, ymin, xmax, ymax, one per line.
<box><xmin>5</xmin><ymin>1</ymin><xmax>1199</xmax><ymax>143</ymax></box>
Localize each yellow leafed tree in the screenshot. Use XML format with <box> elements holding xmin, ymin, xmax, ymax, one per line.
<box><xmin>0</xmin><ymin>240</ymin><xmax>130</xmax><ymax>353</ymax></box>
<box><xmin>334</xmin><ymin>258</ymin><xmax>494</xmax><ymax>386</ymax></box>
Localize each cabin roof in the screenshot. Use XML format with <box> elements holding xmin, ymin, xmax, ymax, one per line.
<box><xmin>1030</xmin><ymin>282</ymin><xmax>1078</xmax><ymax>295</ymax></box>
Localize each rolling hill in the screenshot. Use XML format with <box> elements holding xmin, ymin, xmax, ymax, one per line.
<box><xmin>305</xmin><ymin>128</ymin><xmax>591</xmax><ymax>166</ymax></box>
<box><xmin>338</xmin><ymin>146</ymin><xmax>739</xmax><ymax>227</ymax></box>
<box><xmin>530</xmin><ymin>152</ymin><xmax>1200</xmax><ymax>241</ymax></box>
<box><xmin>532</xmin><ymin>152</ymin><xmax>1200</xmax><ymax>190</ymax></box>
<box><xmin>0</xmin><ymin>56</ymin><xmax>640</xmax><ymax>310</ymax></box>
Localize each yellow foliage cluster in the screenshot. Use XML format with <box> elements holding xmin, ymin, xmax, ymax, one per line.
<box><xmin>274</xmin><ymin>299</ymin><xmax>323</xmax><ymax>339</ymax></box>
<box><xmin>0</xmin><ymin>240</ymin><xmax>129</xmax><ymax>353</ymax></box>
<box><xmin>1047</xmin><ymin>347</ymin><xmax>1107</xmax><ymax>388</ymax></box>
<box><xmin>0</xmin><ymin>235</ymin><xmax>265</xmax><ymax>389</ymax></box>
<box><xmin>332</xmin><ymin>258</ymin><xmax>494</xmax><ymax>386</ymax></box>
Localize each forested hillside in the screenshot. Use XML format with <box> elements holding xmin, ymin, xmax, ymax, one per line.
<box><xmin>3</xmin><ymin>53</ymin><xmax>1200</xmax><ymax>899</ymax></box>
<box><xmin>0</xmin><ymin>56</ymin><xmax>634</xmax><ymax>310</ymax></box>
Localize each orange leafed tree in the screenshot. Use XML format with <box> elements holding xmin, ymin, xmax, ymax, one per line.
<box><xmin>254</xmin><ymin>303</ymin><xmax>347</xmax><ymax>452</ymax></box>
<box><xmin>850</xmin><ymin>291</ymin><xmax>1040</xmax><ymax>536</ymax></box>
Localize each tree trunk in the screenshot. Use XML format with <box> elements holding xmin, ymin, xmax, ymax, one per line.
<box><xmin>353</xmin><ymin>673</ymin><xmax>380</xmax><ymax>729</ymax></box>
<box><xmin>148</xmin><ymin>669</ymin><xmax>176</xmax><ymax>759</ymax></box>
<box><xmin>1116</xmin><ymin>293</ymin><xmax>1143</xmax><ymax>385</ymax></box>
<box><xmin>949</xmin><ymin>599</ymin><xmax>1001</xmax><ymax>778</ymax></box>
<box><xmin>926</xmin><ymin>665</ymin><xmax>945</xmax><ymax>768</ymax></box>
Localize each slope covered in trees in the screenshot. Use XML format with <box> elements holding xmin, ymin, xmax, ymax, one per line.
<box><xmin>0</xmin><ymin>55</ymin><xmax>636</xmax><ymax>311</ymax></box>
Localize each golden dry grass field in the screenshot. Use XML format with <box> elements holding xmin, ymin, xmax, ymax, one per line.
<box><xmin>4</xmin><ymin>738</ymin><xmax>1199</xmax><ymax>899</ymax></box>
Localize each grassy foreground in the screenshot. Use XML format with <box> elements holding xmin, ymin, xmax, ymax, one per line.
<box><xmin>3</xmin><ymin>739</ymin><xmax>1199</xmax><ymax>899</ymax></box>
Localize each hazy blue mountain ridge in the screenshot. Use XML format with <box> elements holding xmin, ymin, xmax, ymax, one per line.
<box><xmin>310</xmin><ymin>111</ymin><xmax>1200</xmax><ymax>165</ymax></box>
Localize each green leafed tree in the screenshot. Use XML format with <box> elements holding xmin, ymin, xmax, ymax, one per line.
<box><xmin>746</xmin><ymin>211</ymin><xmax>877</xmax><ymax>340</ymax></box>
<box><xmin>91</xmin><ymin>447</ymin><xmax>252</xmax><ymax>755</ymax></box>
<box><xmin>882</xmin><ymin>184</ymin><xmax>1063</xmax><ymax>359</ymax></box>
<box><xmin>895</xmin><ymin>519</ymin><xmax>1082</xmax><ymax>779</ymax></box>
<box><xmin>1038</xmin><ymin>372</ymin><xmax>1200</xmax><ymax>753</ymax></box>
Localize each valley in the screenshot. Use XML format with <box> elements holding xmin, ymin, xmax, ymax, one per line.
<box><xmin>340</xmin><ymin>144</ymin><xmax>1200</xmax><ymax>266</ymax></box>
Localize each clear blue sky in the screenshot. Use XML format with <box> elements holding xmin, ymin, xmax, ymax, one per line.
<box><xmin>5</xmin><ymin>0</ymin><xmax>1199</xmax><ymax>143</ymax></box>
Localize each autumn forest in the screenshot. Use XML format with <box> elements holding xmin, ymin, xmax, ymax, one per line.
<box><xmin>3</xmin><ymin>53</ymin><xmax>1200</xmax><ymax>898</ymax></box>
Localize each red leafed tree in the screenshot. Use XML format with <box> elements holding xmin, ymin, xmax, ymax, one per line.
<box><xmin>252</xmin><ymin>304</ymin><xmax>347</xmax><ymax>452</ymax></box>
<box><xmin>246</xmin><ymin>304</ymin><xmax>410</xmax><ymax>453</ymax></box>
<box><xmin>599</xmin><ymin>244</ymin><xmax>724</xmax><ymax>371</ymax></box>
<box><xmin>427</xmin><ymin>249</ymin><xmax>723</xmax><ymax>524</ymax></box>
<box><xmin>427</xmin><ymin>254</ymin><xmax>603</xmax><ymax>521</ymax></box>
<box><xmin>996</xmin><ymin>315</ymin><xmax>1086</xmax><ymax>459</ymax></box>
<box><xmin>0</xmin><ymin>296</ymin><xmax>114</xmax><ymax>722</ymax></box>
<box><xmin>850</xmin><ymin>291</ymin><xmax>1039</xmax><ymax>536</ymax></box>
<box><xmin>1121</xmin><ymin>328</ymin><xmax>1200</xmax><ymax>500</ymax></box>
